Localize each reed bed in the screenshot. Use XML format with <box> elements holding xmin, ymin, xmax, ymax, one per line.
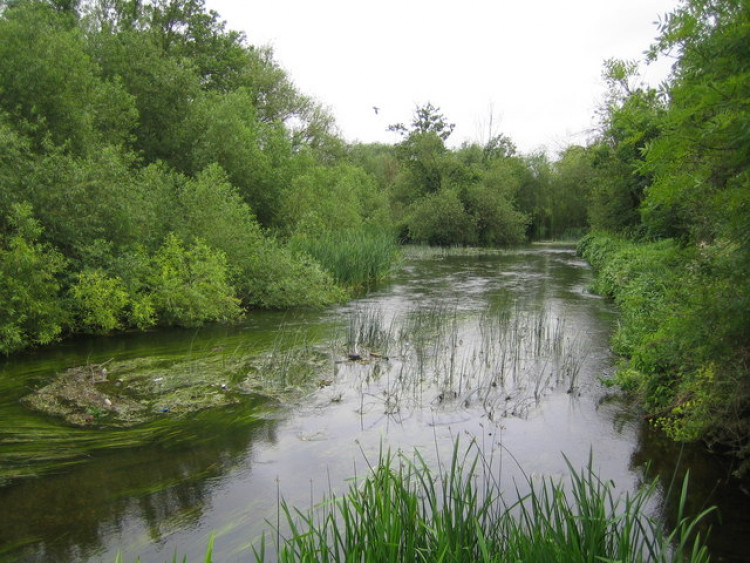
<box><xmin>255</xmin><ymin>440</ymin><xmax>712</xmax><ymax>562</ymax></box>
<box><xmin>337</xmin><ymin>301</ymin><xmax>591</xmax><ymax>421</ymax></box>
<box><xmin>290</xmin><ymin>228</ymin><xmax>399</xmax><ymax>290</ymax></box>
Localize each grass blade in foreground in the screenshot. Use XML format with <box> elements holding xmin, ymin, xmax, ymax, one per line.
<box><xmin>257</xmin><ymin>440</ymin><xmax>712</xmax><ymax>562</ymax></box>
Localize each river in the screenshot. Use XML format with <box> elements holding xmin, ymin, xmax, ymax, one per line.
<box><xmin>0</xmin><ymin>245</ymin><xmax>747</xmax><ymax>562</ymax></box>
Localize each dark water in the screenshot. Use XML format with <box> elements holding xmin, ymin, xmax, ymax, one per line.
<box><xmin>0</xmin><ymin>245</ymin><xmax>747</xmax><ymax>562</ymax></box>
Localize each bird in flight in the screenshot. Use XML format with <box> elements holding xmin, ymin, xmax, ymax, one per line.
<box><xmin>372</xmin><ymin>106</ymin><xmax>380</xmax><ymax>115</ymax></box>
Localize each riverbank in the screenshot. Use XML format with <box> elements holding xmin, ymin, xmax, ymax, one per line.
<box><xmin>577</xmin><ymin>232</ymin><xmax>750</xmax><ymax>476</ymax></box>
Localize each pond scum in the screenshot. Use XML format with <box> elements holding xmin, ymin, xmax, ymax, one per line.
<box><xmin>117</xmin><ymin>440</ymin><xmax>713</xmax><ymax>562</ymax></box>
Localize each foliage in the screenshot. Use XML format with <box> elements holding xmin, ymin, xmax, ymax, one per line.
<box><xmin>579</xmin><ymin>232</ymin><xmax>750</xmax><ymax>474</ymax></box>
<box><xmin>256</xmin><ymin>440</ymin><xmax>712</xmax><ymax>562</ymax></box>
<box><xmin>0</xmin><ymin>0</ymin><xmax>380</xmax><ymax>353</ymax></box>
<box><xmin>147</xmin><ymin>233</ymin><xmax>242</xmax><ymax>327</ymax></box>
<box><xmin>381</xmin><ymin>104</ymin><xmax>533</xmax><ymax>246</ymax></box>
<box><xmin>407</xmin><ymin>188</ymin><xmax>476</xmax><ymax>246</ymax></box>
<box><xmin>574</xmin><ymin>0</ymin><xmax>750</xmax><ymax>472</ymax></box>
<box><xmin>179</xmin><ymin>89</ymin><xmax>290</xmax><ymax>226</ymax></box>
<box><xmin>463</xmin><ymin>178</ymin><xmax>529</xmax><ymax>247</ymax></box>
<box><xmin>240</xmin><ymin>238</ymin><xmax>346</xmax><ymax>309</ymax></box>
<box><xmin>547</xmin><ymin>146</ymin><xmax>594</xmax><ymax>239</ymax></box>
<box><xmin>0</xmin><ymin>203</ymin><xmax>68</xmax><ymax>354</ymax></box>
<box><xmin>278</xmin><ymin>162</ymin><xmax>388</xmax><ymax>236</ymax></box>
<box><xmin>0</xmin><ymin>0</ymin><xmax>137</xmax><ymax>155</ymax></box>
<box><xmin>69</xmin><ymin>269</ymin><xmax>129</xmax><ymax>334</ymax></box>
<box><xmin>388</xmin><ymin>101</ymin><xmax>455</xmax><ymax>141</ymax></box>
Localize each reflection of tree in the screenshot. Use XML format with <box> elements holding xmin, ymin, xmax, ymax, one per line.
<box><xmin>629</xmin><ymin>419</ymin><xmax>750</xmax><ymax>562</ymax></box>
<box><xmin>0</xmin><ymin>410</ymin><xmax>279</xmax><ymax>562</ymax></box>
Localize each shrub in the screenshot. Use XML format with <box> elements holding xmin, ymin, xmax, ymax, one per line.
<box><xmin>241</xmin><ymin>237</ymin><xmax>346</xmax><ymax>309</ymax></box>
<box><xmin>69</xmin><ymin>269</ymin><xmax>129</xmax><ymax>334</ymax></box>
<box><xmin>407</xmin><ymin>188</ymin><xmax>475</xmax><ymax>246</ymax></box>
<box><xmin>580</xmin><ymin>232</ymin><xmax>750</xmax><ymax>474</ymax></box>
<box><xmin>148</xmin><ymin>233</ymin><xmax>242</xmax><ymax>327</ymax></box>
<box><xmin>0</xmin><ymin>204</ymin><xmax>67</xmax><ymax>354</ymax></box>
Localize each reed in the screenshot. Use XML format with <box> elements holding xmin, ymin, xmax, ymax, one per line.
<box><xmin>257</xmin><ymin>440</ymin><xmax>712</xmax><ymax>562</ymax></box>
<box><xmin>290</xmin><ymin>228</ymin><xmax>399</xmax><ymax>291</ymax></box>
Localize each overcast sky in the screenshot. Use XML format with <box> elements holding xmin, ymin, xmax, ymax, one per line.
<box><xmin>205</xmin><ymin>0</ymin><xmax>681</xmax><ymax>155</ymax></box>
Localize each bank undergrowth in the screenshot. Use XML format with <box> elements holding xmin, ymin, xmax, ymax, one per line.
<box><xmin>578</xmin><ymin>232</ymin><xmax>750</xmax><ymax>475</ymax></box>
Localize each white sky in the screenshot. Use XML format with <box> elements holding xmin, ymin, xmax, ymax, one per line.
<box><xmin>205</xmin><ymin>0</ymin><xmax>681</xmax><ymax>155</ymax></box>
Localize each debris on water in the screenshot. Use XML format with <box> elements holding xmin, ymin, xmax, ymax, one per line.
<box><xmin>298</xmin><ymin>432</ymin><xmax>326</xmax><ymax>442</ymax></box>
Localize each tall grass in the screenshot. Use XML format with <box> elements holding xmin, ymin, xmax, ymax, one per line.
<box><xmin>256</xmin><ymin>440</ymin><xmax>712</xmax><ymax>562</ymax></box>
<box><xmin>290</xmin><ymin>228</ymin><xmax>399</xmax><ymax>290</ymax></box>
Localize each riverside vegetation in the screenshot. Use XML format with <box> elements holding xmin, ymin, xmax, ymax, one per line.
<box><xmin>259</xmin><ymin>441</ymin><xmax>712</xmax><ymax>562</ymax></box>
<box><xmin>574</xmin><ymin>0</ymin><xmax>750</xmax><ymax>476</ymax></box>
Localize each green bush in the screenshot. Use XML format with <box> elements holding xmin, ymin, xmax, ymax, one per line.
<box><xmin>579</xmin><ymin>232</ymin><xmax>750</xmax><ymax>474</ymax></box>
<box><xmin>462</xmin><ymin>182</ymin><xmax>529</xmax><ymax>246</ymax></box>
<box><xmin>407</xmin><ymin>188</ymin><xmax>476</xmax><ymax>246</ymax></box>
<box><xmin>69</xmin><ymin>269</ymin><xmax>129</xmax><ymax>334</ymax></box>
<box><xmin>0</xmin><ymin>204</ymin><xmax>68</xmax><ymax>354</ymax></box>
<box><xmin>148</xmin><ymin>233</ymin><xmax>242</xmax><ymax>327</ymax></box>
<box><xmin>241</xmin><ymin>238</ymin><xmax>346</xmax><ymax>309</ymax></box>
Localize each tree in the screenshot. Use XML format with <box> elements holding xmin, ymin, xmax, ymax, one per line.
<box><xmin>407</xmin><ymin>189</ymin><xmax>475</xmax><ymax>246</ymax></box>
<box><xmin>0</xmin><ymin>0</ymin><xmax>136</xmax><ymax>155</ymax></box>
<box><xmin>586</xmin><ymin>60</ymin><xmax>665</xmax><ymax>234</ymax></box>
<box><xmin>640</xmin><ymin>0</ymin><xmax>750</xmax><ymax>244</ymax></box>
<box><xmin>548</xmin><ymin>145</ymin><xmax>593</xmax><ymax>239</ymax></box>
<box><xmin>388</xmin><ymin>102</ymin><xmax>455</xmax><ymax>141</ymax></box>
<box><xmin>179</xmin><ymin>88</ymin><xmax>291</xmax><ymax>226</ymax></box>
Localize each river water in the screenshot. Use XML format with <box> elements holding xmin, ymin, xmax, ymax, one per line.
<box><xmin>0</xmin><ymin>245</ymin><xmax>747</xmax><ymax>562</ymax></box>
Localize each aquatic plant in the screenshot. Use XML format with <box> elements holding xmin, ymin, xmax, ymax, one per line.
<box><xmin>254</xmin><ymin>440</ymin><xmax>712</xmax><ymax>562</ymax></box>
<box><xmin>289</xmin><ymin>227</ymin><xmax>399</xmax><ymax>291</ymax></box>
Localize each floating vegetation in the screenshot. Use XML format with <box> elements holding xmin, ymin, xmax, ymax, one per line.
<box><xmin>19</xmin><ymin>340</ymin><xmax>339</xmax><ymax>430</ymax></box>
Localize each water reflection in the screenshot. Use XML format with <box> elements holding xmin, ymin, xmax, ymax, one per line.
<box><xmin>0</xmin><ymin>408</ymin><xmax>280</xmax><ymax>562</ymax></box>
<box><xmin>630</xmin><ymin>417</ymin><xmax>750</xmax><ymax>563</ymax></box>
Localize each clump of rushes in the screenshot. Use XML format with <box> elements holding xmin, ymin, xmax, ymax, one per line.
<box><xmin>256</xmin><ymin>440</ymin><xmax>712</xmax><ymax>562</ymax></box>
<box><xmin>290</xmin><ymin>227</ymin><xmax>399</xmax><ymax>291</ymax></box>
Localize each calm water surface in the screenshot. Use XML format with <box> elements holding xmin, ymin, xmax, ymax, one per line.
<box><xmin>0</xmin><ymin>245</ymin><xmax>747</xmax><ymax>562</ymax></box>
